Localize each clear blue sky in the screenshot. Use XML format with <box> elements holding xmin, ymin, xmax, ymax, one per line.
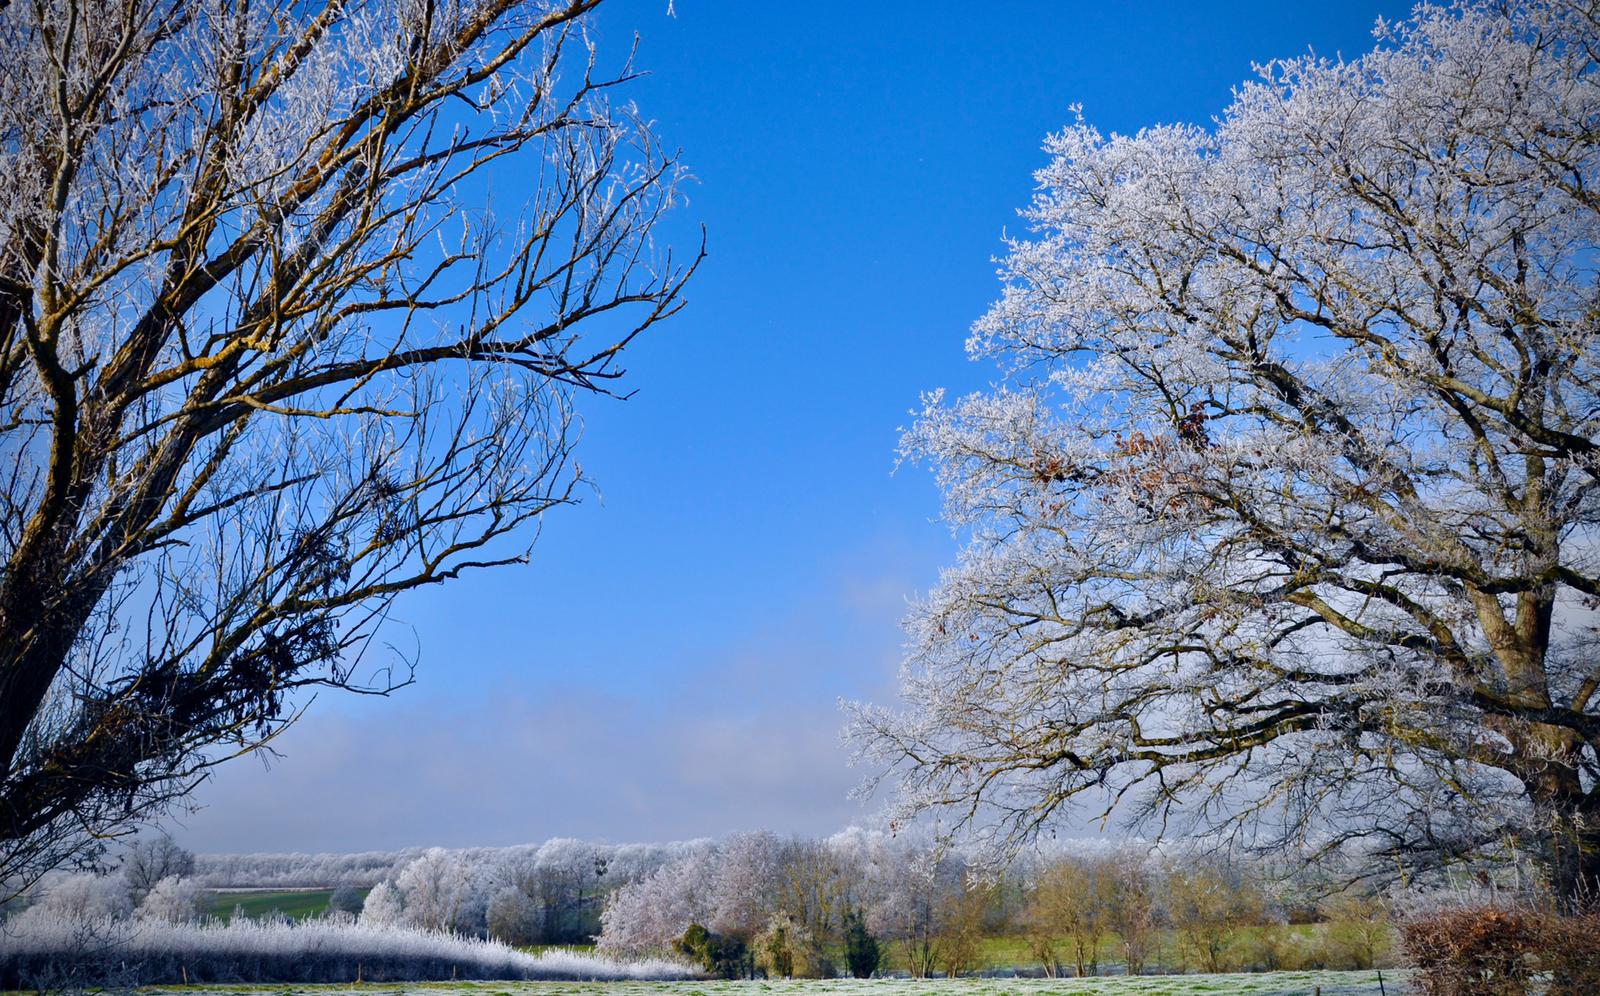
<box><xmin>175</xmin><ymin>0</ymin><xmax>1411</xmax><ymax>854</ymax></box>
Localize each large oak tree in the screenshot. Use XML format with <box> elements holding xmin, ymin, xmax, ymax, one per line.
<box><xmin>853</xmin><ymin>0</ymin><xmax>1600</xmax><ymax>905</ymax></box>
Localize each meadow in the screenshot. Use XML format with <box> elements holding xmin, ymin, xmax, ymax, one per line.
<box><xmin>207</xmin><ymin>890</ymin><xmax>365</xmax><ymax>921</ymax></box>
<box><xmin>133</xmin><ymin>974</ymin><xmax>1407</xmax><ymax>996</ymax></box>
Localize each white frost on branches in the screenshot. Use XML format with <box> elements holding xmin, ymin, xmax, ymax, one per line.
<box><xmin>853</xmin><ymin>0</ymin><xmax>1600</xmax><ymax>896</ymax></box>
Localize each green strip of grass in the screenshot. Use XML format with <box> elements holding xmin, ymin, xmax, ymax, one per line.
<box><xmin>206</xmin><ymin>888</ymin><xmax>365</xmax><ymax>921</ymax></box>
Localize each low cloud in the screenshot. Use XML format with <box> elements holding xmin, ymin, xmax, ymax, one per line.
<box><xmin>170</xmin><ymin>565</ymin><xmax>916</xmax><ymax>854</ymax></box>
<box><xmin>172</xmin><ymin>677</ymin><xmax>882</xmax><ymax>853</ymax></box>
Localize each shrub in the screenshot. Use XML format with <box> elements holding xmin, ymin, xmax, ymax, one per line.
<box><xmin>1535</xmin><ymin>911</ymin><xmax>1600</xmax><ymax>996</ymax></box>
<box><xmin>752</xmin><ymin>912</ymin><xmax>828</xmax><ymax>979</ymax></box>
<box><xmin>1402</xmin><ymin>905</ymin><xmax>1537</xmax><ymax>996</ymax></box>
<box><xmin>328</xmin><ymin>886</ymin><xmax>366</xmax><ymax>916</ymax></box>
<box><xmin>673</xmin><ymin>923</ymin><xmax>749</xmax><ymax>979</ymax></box>
<box><xmin>25</xmin><ymin>872</ymin><xmax>132</xmax><ymax>921</ymax></box>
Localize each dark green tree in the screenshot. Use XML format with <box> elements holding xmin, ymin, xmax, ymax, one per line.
<box><xmin>843</xmin><ymin>907</ymin><xmax>881</xmax><ymax>979</ymax></box>
<box><xmin>674</xmin><ymin>923</ymin><xmax>751</xmax><ymax>980</ymax></box>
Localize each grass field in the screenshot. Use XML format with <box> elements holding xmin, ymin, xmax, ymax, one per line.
<box><xmin>132</xmin><ymin>973</ymin><xmax>1408</xmax><ymax>995</ymax></box>
<box><xmin>206</xmin><ymin>888</ymin><xmax>366</xmax><ymax>920</ymax></box>
<box><xmin>920</xmin><ymin>924</ymin><xmax>1385</xmax><ymax>977</ymax></box>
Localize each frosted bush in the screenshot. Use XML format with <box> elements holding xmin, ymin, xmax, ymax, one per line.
<box><xmin>134</xmin><ymin>876</ymin><xmax>204</xmax><ymax>924</ymax></box>
<box><xmin>24</xmin><ymin>872</ymin><xmax>132</xmax><ymax>921</ymax></box>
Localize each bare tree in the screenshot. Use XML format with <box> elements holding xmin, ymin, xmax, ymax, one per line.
<box><xmin>1024</xmin><ymin>856</ymin><xmax>1110</xmax><ymax>978</ymax></box>
<box><xmin>775</xmin><ymin>837</ymin><xmax>848</xmax><ymax>949</ymax></box>
<box><xmin>935</xmin><ymin>875</ymin><xmax>990</xmax><ymax>978</ymax></box>
<box><xmin>1164</xmin><ymin>860</ymin><xmax>1265</xmax><ymax>974</ymax></box>
<box><xmin>1321</xmin><ymin>889</ymin><xmax>1395</xmax><ymax>970</ymax></box>
<box><xmin>851</xmin><ymin>0</ymin><xmax>1600</xmax><ymax>906</ymax></box>
<box><xmin>1105</xmin><ymin>847</ymin><xmax>1157</xmax><ymax>976</ymax></box>
<box><xmin>121</xmin><ymin>834</ymin><xmax>193</xmax><ymax>902</ymax></box>
<box><xmin>0</xmin><ymin>0</ymin><xmax>697</xmax><ymax>898</ymax></box>
<box><xmin>866</xmin><ymin>843</ymin><xmax>962</xmax><ymax>979</ymax></box>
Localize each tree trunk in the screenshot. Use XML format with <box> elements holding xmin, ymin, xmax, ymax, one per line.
<box><xmin>1541</xmin><ymin>802</ymin><xmax>1600</xmax><ymax>913</ymax></box>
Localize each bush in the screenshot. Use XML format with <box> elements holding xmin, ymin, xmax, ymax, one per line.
<box><xmin>1403</xmin><ymin>904</ymin><xmax>1600</xmax><ymax>996</ymax></box>
<box><xmin>328</xmin><ymin>886</ymin><xmax>366</xmax><ymax>916</ymax></box>
<box><xmin>1536</xmin><ymin>912</ymin><xmax>1600</xmax><ymax>996</ymax></box>
<box><xmin>752</xmin><ymin>912</ymin><xmax>830</xmax><ymax>979</ymax></box>
<box><xmin>135</xmin><ymin>877</ymin><xmax>205</xmax><ymax>924</ymax></box>
<box><xmin>1402</xmin><ymin>905</ymin><xmax>1538</xmax><ymax>996</ymax></box>
<box><xmin>673</xmin><ymin>923</ymin><xmax>749</xmax><ymax>979</ymax></box>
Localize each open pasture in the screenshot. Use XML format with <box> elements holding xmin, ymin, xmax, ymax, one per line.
<box><xmin>143</xmin><ymin>972</ymin><xmax>1406</xmax><ymax>996</ymax></box>
<box><xmin>206</xmin><ymin>889</ymin><xmax>359</xmax><ymax>921</ymax></box>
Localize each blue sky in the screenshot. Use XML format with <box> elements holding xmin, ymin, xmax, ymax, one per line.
<box><xmin>174</xmin><ymin>0</ymin><xmax>1410</xmax><ymax>854</ymax></box>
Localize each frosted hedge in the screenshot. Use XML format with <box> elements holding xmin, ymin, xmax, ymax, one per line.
<box><xmin>0</xmin><ymin>914</ymin><xmax>695</xmax><ymax>987</ymax></box>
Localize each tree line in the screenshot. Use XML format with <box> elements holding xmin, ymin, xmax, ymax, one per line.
<box><xmin>8</xmin><ymin>829</ymin><xmax>1399</xmax><ymax>979</ymax></box>
<box><xmin>595</xmin><ymin>828</ymin><xmax>1395</xmax><ymax>978</ymax></box>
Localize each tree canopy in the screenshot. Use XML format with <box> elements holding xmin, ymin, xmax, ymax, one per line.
<box><xmin>853</xmin><ymin>0</ymin><xmax>1600</xmax><ymax>905</ymax></box>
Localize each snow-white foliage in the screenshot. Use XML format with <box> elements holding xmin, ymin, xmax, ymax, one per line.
<box><xmin>361</xmin><ymin>880</ymin><xmax>406</xmax><ymax>927</ymax></box>
<box><xmin>708</xmin><ymin>830</ymin><xmax>786</xmax><ymax>938</ymax></box>
<box><xmin>193</xmin><ymin>838</ymin><xmax>691</xmax><ymax>889</ymax></box>
<box><xmin>21</xmin><ymin>871</ymin><xmax>133</xmax><ymax>922</ymax></box>
<box><xmin>851</xmin><ymin>0</ymin><xmax>1600</xmax><ymax>895</ymax></box>
<box><xmin>339</xmin><ymin>837</ymin><xmax>686</xmax><ymax>942</ymax></box>
<box><xmin>595</xmin><ymin>828</ymin><xmax>1048</xmax><ymax>956</ymax></box>
<box><xmin>194</xmin><ymin>849</ymin><xmax>419</xmax><ymax>889</ymax></box>
<box><xmin>598</xmin><ymin>841</ymin><xmax>723</xmax><ymax>952</ymax></box>
<box><xmin>134</xmin><ymin>876</ymin><xmax>204</xmax><ymax>924</ymax></box>
<box><xmin>0</xmin><ymin>913</ymin><xmax>694</xmax><ymax>985</ymax></box>
<box><xmin>393</xmin><ymin>848</ymin><xmax>468</xmax><ymax>932</ymax></box>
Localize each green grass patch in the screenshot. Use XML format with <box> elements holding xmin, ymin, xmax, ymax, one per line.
<box><xmin>207</xmin><ymin>888</ymin><xmax>366</xmax><ymax>921</ymax></box>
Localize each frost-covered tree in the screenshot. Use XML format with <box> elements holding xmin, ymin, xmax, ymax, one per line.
<box><xmin>853</xmin><ymin>0</ymin><xmax>1600</xmax><ymax>906</ymax></box>
<box><xmin>0</xmin><ymin>0</ymin><xmax>696</xmax><ymax>896</ymax></box>
<box><xmin>1105</xmin><ymin>847</ymin><xmax>1159</xmax><ymax>976</ymax></box>
<box><xmin>486</xmin><ymin>885</ymin><xmax>539</xmax><ymax>946</ymax></box>
<box><xmin>23</xmin><ymin>871</ymin><xmax>132</xmax><ymax>921</ymax></box>
<box><xmin>360</xmin><ymin>880</ymin><xmax>405</xmax><ymax>927</ymax></box>
<box><xmin>866</xmin><ymin>844</ymin><xmax>965</xmax><ymax>979</ymax></box>
<box><xmin>597</xmin><ymin>844</ymin><xmax>719</xmax><ymax>953</ymax></box>
<box><xmin>709</xmin><ymin>831</ymin><xmax>784</xmax><ymax>939</ymax></box>
<box><xmin>123</xmin><ymin>835</ymin><xmax>194</xmax><ymax>902</ymax></box>
<box><xmin>393</xmin><ymin>847</ymin><xmax>467</xmax><ymax>932</ymax></box>
<box><xmin>824</xmin><ymin>826</ymin><xmax>895</xmax><ymax>918</ymax></box>
<box><xmin>134</xmin><ymin>875</ymin><xmax>205</xmax><ymax>924</ymax></box>
<box><xmin>193</xmin><ymin>848</ymin><xmax>420</xmax><ymax>889</ymax></box>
